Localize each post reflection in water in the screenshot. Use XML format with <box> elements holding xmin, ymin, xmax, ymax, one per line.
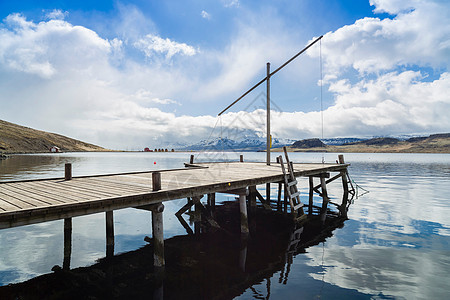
<box><xmin>0</xmin><ymin>192</ymin><xmax>354</xmax><ymax>299</ymax></box>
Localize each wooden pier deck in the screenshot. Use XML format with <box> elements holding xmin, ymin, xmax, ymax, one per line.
<box><xmin>0</xmin><ymin>161</ymin><xmax>348</xmax><ymax>229</ymax></box>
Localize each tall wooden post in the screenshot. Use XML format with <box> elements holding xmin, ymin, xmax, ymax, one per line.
<box><xmin>266</xmin><ymin>62</ymin><xmax>271</xmax><ymax>166</ymax></box>
<box><xmin>190</xmin><ymin>155</ymin><xmax>194</xmax><ymax>164</ymax></box>
<box><xmin>63</xmin><ymin>218</ymin><xmax>72</xmax><ymax>270</ymax></box>
<box><xmin>151</xmin><ymin>203</ymin><xmax>165</xmax><ymax>268</ymax></box>
<box><xmin>65</xmin><ymin>163</ymin><xmax>72</xmax><ymax>180</ymax></box>
<box><xmin>152</xmin><ymin>172</ymin><xmax>161</xmax><ymax>191</ymax></box>
<box><xmin>240</xmin><ymin>154</ymin><xmax>244</xmax><ymax>162</ymax></box>
<box><xmin>106</xmin><ymin>211</ymin><xmax>114</xmax><ymax>257</ymax></box>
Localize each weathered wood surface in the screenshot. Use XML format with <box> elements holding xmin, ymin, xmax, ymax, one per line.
<box><xmin>0</xmin><ymin>162</ymin><xmax>348</xmax><ymax>229</ymax></box>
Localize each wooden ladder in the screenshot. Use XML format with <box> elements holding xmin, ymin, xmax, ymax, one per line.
<box><xmin>278</xmin><ymin>147</ymin><xmax>304</xmax><ymax>217</ymax></box>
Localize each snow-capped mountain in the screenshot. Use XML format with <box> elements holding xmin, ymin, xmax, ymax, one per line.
<box><xmin>177</xmin><ymin>136</ymin><xmax>296</xmax><ymax>151</ymax></box>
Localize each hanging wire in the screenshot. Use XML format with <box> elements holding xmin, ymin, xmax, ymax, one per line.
<box><xmin>320</xmin><ymin>39</ymin><xmax>325</xmax><ymax>164</ymax></box>
<box><xmin>194</xmin><ymin>115</ymin><xmax>222</xmax><ymax>161</ymax></box>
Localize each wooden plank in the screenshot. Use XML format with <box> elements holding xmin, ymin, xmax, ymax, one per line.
<box><xmin>46</xmin><ymin>180</ymin><xmax>122</xmax><ymax>198</ymax></box>
<box><xmin>8</xmin><ymin>181</ymin><xmax>82</xmax><ymax>203</ymax></box>
<box><xmin>23</xmin><ymin>181</ymin><xmax>99</xmax><ymax>201</ymax></box>
<box><xmin>0</xmin><ymin>189</ymin><xmax>38</xmax><ymax>209</ymax></box>
<box><xmin>30</xmin><ymin>181</ymin><xmax>110</xmax><ymax>200</ymax></box>
<box><xmin>1</xmin><ymin>184</ymin><xmax>66</xmax><ymax>205</ymax></box>
<box><xmin>0</xmin><ymin>185</ymin><xmax>52</xmax><ymax>207</ymax></box>
<box><xmin>287</xmin><ymin>180</ymin><xmax>298</xmax><ymax>187</ymax></box>
<box><xmin>290</xmin><ymin>191</ymin><xmax>300</xmax><ymax>199</ymax></box>
<box><xmin>70</xmin><ymin>179</ymin><xmax>143</xmax><ymax>195</ymax></box>
<box><xmin>0</xmin><ymin>199</ymin><xmax>22</xmax><ymax>211</ymax></box>
<box><xmin>88</xmin><ymin>177</ymin><xmax>150</xmax><ymax>191</ymax></box>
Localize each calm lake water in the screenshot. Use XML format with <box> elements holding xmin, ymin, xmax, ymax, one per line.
<box><xmin>0</xmin><ymin>152</ymin><xmax>449</xmax><ymax>299</ymax></box>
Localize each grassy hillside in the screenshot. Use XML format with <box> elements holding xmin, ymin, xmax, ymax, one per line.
<box><xmin>0</xmin><ymin>119</ymin><xmax>108</xmax><ymax>154</ymax></box>
<box><xmin>278</xmin><ymin>134</ymin><xmax>450</xmax><ymax>153</ymax></box>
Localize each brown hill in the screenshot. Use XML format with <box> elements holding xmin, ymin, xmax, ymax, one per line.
<box><xmin>292</xmin><ymin>138</ymin><xmax>326</xmax><ymax>148</ymax></box>
<box><xmin>0</xmin><ymin>119</ymin><xmax>108</xmax><ymax>154</ymax></box>
<box><xmin>278</xmin><ymin>134</ymin><xmax>450</xmax><ymax>153</ymax></box>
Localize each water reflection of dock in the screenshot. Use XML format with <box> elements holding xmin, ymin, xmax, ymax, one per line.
<box><xmin>0</xmin><ymin>201</ymin><xmax>351</xmax><ymax>299</ymax></box>
<box><xmin>0</xmin><ymin>153</ymin><xmax>353</xmax><ymax>273</ymax></box>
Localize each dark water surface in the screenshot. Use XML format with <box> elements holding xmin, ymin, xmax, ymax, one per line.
<box><xmin>0</xmin><ymin>152</ymin><xmax>449</xmax><ymax>299</ymax></box>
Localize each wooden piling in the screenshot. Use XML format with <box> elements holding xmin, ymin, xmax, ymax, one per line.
<box><xmin>308</xmin><ymin>177</ymin><xmax>314</xmax><ymax>215</ymax></box>
<box><xmin>106</xmin><ymin>211</ymin><xmax>114</xmax><ymax>257</ymax></box>
<box><xmin>239</xmin><ymin>235</ymin><xmax>248</xmax><ymax>272</ymax></box>
<box><xmin>277</xmin><ymin>182</ymin><xmax>282</xmax><ymax>211</ymax></box>
<box><xmin>207</xmin><ymin>193</ymin><xmax>215</xmax><ymax>213</ymax></box>
<box><xmin>190</xmin><ymin>155</ymin><xmax>194</xmax><ymax>164</ymax></box>
<box><xmin>152</xmin><ymin>172</ymin><xmax>161</xmax><ymax>191</ymax></box>
<box><xmin>248</xmin><ymin>185</ymin><xmax>257</xmax><ymax>210</ymax></box>
<box><xmin>338</xmin><ymin>155</ymin><xmax>349</xmax><ymax>217</ymax></box>
<box><xmin>320</xmin><ymin>175</ymin><xmax>329</xmax><ymax>221</ymax></box>
<box><xmin>239</xmin><ymin>193</ymin><xmax>249</xmax><ymax>236</ymax></box>
<box><xmin>193</xmin><ymin>196</ymin><xmax>202</xmax><ymax>234</ymax></box>
<box><xmin>63</xmin><ymin>218</ymin><xmax>72</xmax><ymax>270</ymax></box>
<box><xmin>64</xmin><ymin>163</ymin><xmax>72</xmax><ymax>180</ymax></box>
<box><xmin>240</xmin><ymin>154</ymin><xmax>244</xmax><ymax>162</ymax></box>
<box><xmin>150</xmin><ymin>203</ymin><xmax>165</xmax><ymax>268</ymax></box>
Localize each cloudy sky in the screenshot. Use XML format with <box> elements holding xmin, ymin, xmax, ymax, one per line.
<box><xmin>0</xmin><ymin>0</ymin><xmax>449</xmax><ymax>149</ymax></box>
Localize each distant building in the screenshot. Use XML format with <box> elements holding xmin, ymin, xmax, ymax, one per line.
<box><xmin>50</xmin><ymin>146</ymin><xmax>60</xmax><ymax>153</ymax></box>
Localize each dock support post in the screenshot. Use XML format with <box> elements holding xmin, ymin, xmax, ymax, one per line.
<box><xmin>65</xmin><ymin>163</ymin><xmax>72</xmax><ymax>180</ymax></box>
<box><xmin>277</xmin><ymin>182</ymin><xmax>282</xmax><ymax>212</ymax></box>
<box><xmin>266</xmin><ymin>183</ymin><xmax>271</xmax><ymax>203</ymax></box>
<box><xmin>193</xmin><ymin>196</ymin><xmax>202</xmax><ymax>234</ymax></box>
<box><xmin>239</xmin><ymin>193</ymin><xmax>249</xmax><ymax>236</ymax></box>
<box><xmin>308</xmin><ymin>176</ymin><xmax>314</xmax><ymax>215</ymax></box>
<box><xmin>338</xmin><ymin>155</ymin><xmax>349</xmax><ymax>218</ymax></box>
<box><xmin>320</xmin><ymin>175</ymin><xmax>329</xmax><ymax>221</ymax></box>
<box><xmin>207</xmin><ymin>193</ymin><xmax>215</xmax><ymax>214</ymax></box>
<box><xmin>239</xmin><ymin>235</ymin><xmax>248</xmax><ymax>272</ymax></box>
<box><xmin>190</xmin><ymin>155</ymin><xmax>194</xmax><ymax>164</ymax></box>
<box><xmin>248</xmin><ymin>186</ymin><xmax>257</xmax><ymax>209</ymax></box>
<box><xmin>240</xmin><ymin>154</ymin><xmax>244</xmax><ymax>162</ymax></box>
<box><xmin>151</xmin><ymin>203</ymin><xmax>165</xmax><ymax>268</ymax></box>
<box><xmin>106</xmin><ymin>211</ymin><xmax>114</xmax><ymax>257</ymax></box>
<box><xmin>63</xmin><ymin>218</ymin><xmax>72</xmax><ymax>270</ymax></box>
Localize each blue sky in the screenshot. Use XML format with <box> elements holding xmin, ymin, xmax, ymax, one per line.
<box><xmin>0</xmin><ymin>0</ymin><xmax>449</xmax><ymax>149</ymax></box>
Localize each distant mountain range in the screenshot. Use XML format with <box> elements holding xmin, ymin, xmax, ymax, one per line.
<box><xmin>176</xmin><ymin>136</ymin><xmax>296</xmax><ymax>151</ymax></box>
<box><xmin>282</xmin><ymin>134</ymin><xmax>450</xmax><ymax>153</ymax></box>
<box><xmin>178</xmin><ymin>134</ymin><xmax>450</xmax><ymax>153</ymax></box>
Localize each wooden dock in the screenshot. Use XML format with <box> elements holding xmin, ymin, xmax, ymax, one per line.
<box><xmin>0</xmin><ymin>155</ymin><xmax>353</xmax><ymax>269</ymax></box>
<box><xmin>0</xmin><ymin>161</ymin><xmax>348</xmax><ymax>229</ymax></box>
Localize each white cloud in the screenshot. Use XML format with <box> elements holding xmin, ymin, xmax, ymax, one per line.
<box><xmin>201</xmin><ymin>10</ymin><xmax>211</xmax><ymax>20</ymax></box>
<box><xmin>134</xmin><ymin>34</ymin><xmax>197</xmax><ymax>59</ymax></box>
<box><xmin>0</xmin><ymin>1</ymin><xmax>449</xmax><ymax>150</ymax></box>
<box><xmin>44</xmin><ymin>9</ymin><xmax>68</xmax><ymax>20</ymax></box>
<box><xmin>0</xmin><ymin>14</ymin><xmax>111</xmax><ymax>79</ymax></box>
<box><xmin>223</xmin><ymin>0</ymin><xmax>240</xmax><ymax>8</ymax></box>
<box><xmin>309</xmin><ymin>0</ymin><xmax>450</xmax><ymax>74</ymax></box>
